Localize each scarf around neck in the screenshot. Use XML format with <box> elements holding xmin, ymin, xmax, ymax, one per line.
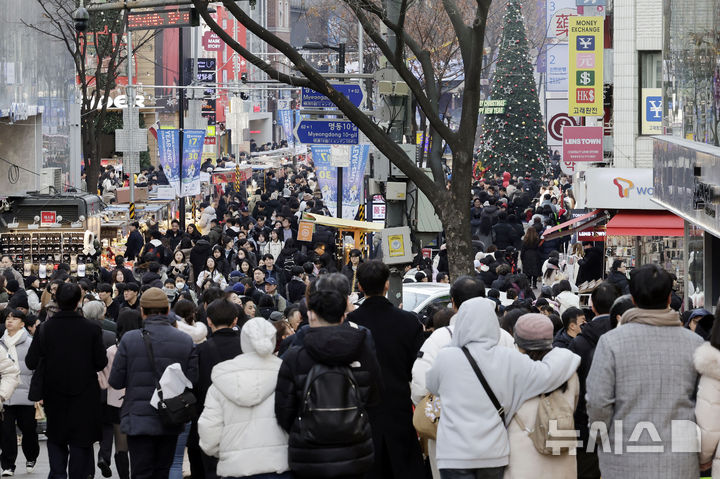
<box><xmin>620</xmin><ymin>307</ymin><xmax>682</xmax><ymax>327</ymax></box>
<box><xmin>2</xmin><ymin>328</ymin><xmax>26</xmax><ymax>363</ymax></box>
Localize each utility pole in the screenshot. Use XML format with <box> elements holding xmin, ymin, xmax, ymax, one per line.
<box><xmin>127</xmin><ymin>24</ymin><xmax>135</xmax><ymax>219</ymax></box>
<box><xmin>337</xmin><ymin>43</ymin><xmax>346</xmax><ymax>220</ymax></box>
<box><xmin>383</xmin><ymin>0</ymin><xmax>407</xmax><ymax>306</ymax></box>
<box><xmin>178</xmin><ymin>26</ymin><xmax>186</xmax><ymax>228</ymax></box>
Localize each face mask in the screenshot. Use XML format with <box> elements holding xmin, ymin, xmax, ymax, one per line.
<box><xmin>176</xmin><ymin>282</ymin><xmax>185</xmax><ymax>290</ymax></box>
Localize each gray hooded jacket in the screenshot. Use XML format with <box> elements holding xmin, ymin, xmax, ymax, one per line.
<box><xmin>427</xmin><ymin>297</ymin><xmax>580</xmax><ymax>470</ymax></box>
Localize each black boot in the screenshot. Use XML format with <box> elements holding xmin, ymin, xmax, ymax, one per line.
<box><xmin>114</xmin><ymin>452</ymin><xmax>130</xmax><ymax>479</ymax></box>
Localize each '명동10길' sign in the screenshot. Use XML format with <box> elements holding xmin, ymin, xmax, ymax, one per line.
<box><xmin>569</xmin><ymin>16</ymin><xmax>603</xmax><ymax>116</ymax></box>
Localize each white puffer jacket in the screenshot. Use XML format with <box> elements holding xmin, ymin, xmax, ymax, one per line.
<box><xmin>176</xmin><ymin>319</ymin><xmax>208</xmax><ymax>344</ymax></box>
<box><xmin>0</xmin><ymin>343</ymin><xmax>19</xmax><ymax>405</ymax></box>
<box><xmin>198</xmin><ymin>318</ymin><xmax>289</xmax><ymax>477</ymax></box>
<box><xmin>694</xmin><ymin>342</ymin><xmax>720</xmax><ymax>477</ymax></box>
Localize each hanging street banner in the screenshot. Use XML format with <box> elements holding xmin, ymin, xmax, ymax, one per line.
<box><xmin>277</xmin><ymin>109</ymin><xmax>295</xmax><ymax>146</ymax></box>
<box><xmin>311</xmin><ymin>144</ymin><xmax>370</xmax><ymax>218</ymax></box>
<box><xmin>343</xmin><ymin>144</ymin><xmax>370</xmax><ymax>219</ymax></box>
<box><xmin>301</xmin><ymin>84</ymin><xmax>365</xmax><ymax>109</ymax></box>
<box><xmin>157</xmin><ymin>128</ymin><xmax>206</xmax><ymax>196</ymax></box>
<box><xmin>158</xmin><ymin>128</ymin><xmax>180</xmax><ymax>194</ymax></box>
<box><xmin>182</xmin><ymin>129</ymin><xmax>206</xmax><ymax>197</ymax></box>
<box><xmin>641</xmin><ymin>88</ymin><xmax>663</xmax><ymax>135</ymax></box>
<box><xmin>569</xmin><ymin>16</ymin><xmax>604</xmax><ymax>116</ymax></box>
<box><xmin>295</xmin><ymin>119</ymin><xmax>359</xmax><ymax>145</ymax></box>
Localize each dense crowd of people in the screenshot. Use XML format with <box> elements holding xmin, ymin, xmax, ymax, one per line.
<box><xmin>0</xmin><ymin>161</ymin><xmax>717</xmax><ymax>479</ymax></box>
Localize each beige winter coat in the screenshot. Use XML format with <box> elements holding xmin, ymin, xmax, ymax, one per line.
<box><xmin>504</xmin><ymin>374</ymin><xmax>579</xmax><ymax>479</ymax></box>
<box><xmin>694</xmin><ymin>342</ymin><xmax>720</xmax><ymax>477</ymax></box>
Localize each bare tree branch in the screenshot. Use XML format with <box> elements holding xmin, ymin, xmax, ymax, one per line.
<box><xmin>349</xmin><ymin>4</ymin><xmax>457</xmax><ymax>143</ymax></box>
<box><xmin>441</xmin><ymin>0</ymin><xmax>473</xmax><ymax>65</ymax></box>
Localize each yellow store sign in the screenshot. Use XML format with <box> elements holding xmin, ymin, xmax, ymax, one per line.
<box><xmin>569</xmin><ymin>16</ymin><xmax>604</xmax><ymax>117</ymax></box>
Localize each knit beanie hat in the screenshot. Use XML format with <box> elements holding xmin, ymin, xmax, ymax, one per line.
<box><xmin>6</xmin><ymin>280</ymin><xmax>19</xmax><ymax>294</ymax></box>
<box><xmin>514</xmin><ymin>313</ymin><xmax>554</xmax><ymax>351</ymax></box>
<box><xmin>139</xmin><ymin>287</ymin><xmax>169</xmax><ymax>310</ymax></box>
<box><xmin>240</xmin><ymin>317</ymin><xmax>277</xmax><ymax>356</ymax></box>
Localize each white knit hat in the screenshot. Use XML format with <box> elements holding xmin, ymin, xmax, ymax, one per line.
<box><xmin>240</xmin><ymin>317</ymin><xmax>277</xmax><ymax>356</ymax></box>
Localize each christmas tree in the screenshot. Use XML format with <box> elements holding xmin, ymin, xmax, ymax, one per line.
<box><xmin>480</xmin><ymin>0</ymin><xmax>548</xmax><ymax>177</ymax></box>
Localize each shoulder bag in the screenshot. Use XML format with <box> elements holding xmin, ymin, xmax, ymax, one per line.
<box><xmin>412</xmin><ymin>327</ymin><xmax>453</xmax><ymax>440</ymax></box>
<box><xmin>461</xmin><ymin>346</ymin><xmax>505</xmax><ymax>423</ymax></box>
<box><xmin>142</xmin><ymin>330</ymin><xmax>197</xmax><ymax>426</ymax></box>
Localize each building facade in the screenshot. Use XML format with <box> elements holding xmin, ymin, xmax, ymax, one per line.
<box><xmin>0</xmin><ymin>1</ymin><xmax>76</xmax><ymax>193</ymax></box>
<box><xmin>651</xmin><ymin>0</ymin><xmax>720</xmax><ymax>309</ymax></box>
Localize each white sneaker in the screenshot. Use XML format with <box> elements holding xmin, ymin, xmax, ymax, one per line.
<box><xmin>1</xmin><ymin>469</ymin><xmax>14</xmax><ymax>477</ymax></box>
<box><xmin>26</xmin><ymin>461</ymin><xmax>36</xmax><ymax>474</ymax></box>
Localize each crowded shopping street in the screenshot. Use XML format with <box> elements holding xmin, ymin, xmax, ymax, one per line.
<box><xmin>1</xmin><ymin>0</ymin><xmax>720</xmax><ymax>478</ymax></box>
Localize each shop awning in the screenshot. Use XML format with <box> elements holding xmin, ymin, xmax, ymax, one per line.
<box><xmin>541</xmin><ymin>209</ymin><xmax>609</xmax><ymax>241</ymax></box>
<box><xmin>304</xmin><ymin>213</ymin><xmax>385</xmax><ymax>232</ymax></box>
<box><xmin>606</xmin><ymin>211</ymin><xmax>684</xmax><ymax>236</ymax></box>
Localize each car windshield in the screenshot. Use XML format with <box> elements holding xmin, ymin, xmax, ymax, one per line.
<box><xmin>402</xmin><ymin>291</ymin><xmax>430</xmax><ymax>311</ymax></box>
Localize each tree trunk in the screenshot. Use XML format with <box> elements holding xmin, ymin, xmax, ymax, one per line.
<box><xmin>441</xmin><ymin>201</ymin><xmax>475</xmax><ymax>280</ymax></box>
<box><xmin>82</xmin><ymin>121</ymin><xmax>100</xmax><ymax>194</ymax></box>
<box><xmin>86</xmin><ymin>149</ymin><xmax>101</xmax><ymax>194</ymax></box>
<box><xmin>439</xmin><ymin>148</ymin><xmax>475</xmax><ymax>280</ymax></box>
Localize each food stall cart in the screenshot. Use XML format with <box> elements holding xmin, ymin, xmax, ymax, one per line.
<box><xmin>302</xmin><ymin>213</ymin><xmax>384</xmax><ymax>264</ymax></box>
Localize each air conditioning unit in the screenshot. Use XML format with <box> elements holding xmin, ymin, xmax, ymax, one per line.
<box><xmin>40</xmin><ymin>168</ymin><xmax>62</xmax><ymax>194</ymax></box>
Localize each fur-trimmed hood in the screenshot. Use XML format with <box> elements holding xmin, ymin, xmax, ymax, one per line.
<box><xmin>694</xmin><ymin>342</ymin><xmax>720</xmax><ymax>381</ymax></box>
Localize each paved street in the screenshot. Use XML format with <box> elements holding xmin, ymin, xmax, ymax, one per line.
<box><xmin>8</xmin><ymin>439</ymin><xmax>122</xmax><ymax>479</ymax></box>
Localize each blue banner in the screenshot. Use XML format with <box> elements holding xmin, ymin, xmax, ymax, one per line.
<box><xmin>277</xmin><ymin>110</ymin><xmax>295</xmax><ymax>146</ymax></box>
<box><xmin>342</xmin><ymin>144</ymin><xmax>369</xmax><ymax>219</ymax></box>
<box><xmin>158</xmin><ymin>129</ymin><xmax>180</xmax><ymax>195</ymax></box>
<box><xmin>182</xmin><ymin>129</ymin><xmax>206</xmax><ymax>197</ymax></box>
<box><xmin>311</xmin><ymin>144</ymin><xmax>369</xmax><ymax>219</ymax></box>
<box><xmin>311</xmin><ymin>145</ymin><xmax>337</xmax><ymax>215</ymax></box>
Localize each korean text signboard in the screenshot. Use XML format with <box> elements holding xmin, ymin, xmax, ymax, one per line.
<box><xmin>569</xmin><ymin>17</ymin><xmax>603</xmax><ymax>116</ymax></box>
<box><xmin>295</xmin><ymin>119</ymin><xmax>359</xmax><ymax>145</ymax></box>
<box><xmin>40</xmin><ymin>211</ymin><xmax>57</xmax><ymax>226</ymax></box>
<box><xmin>300</xmin><ymin>84</ymin><xmax>364</xmax><ymax>109</ymax></box>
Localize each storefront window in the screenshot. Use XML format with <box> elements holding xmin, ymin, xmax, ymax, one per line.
<box><xmin>0</xmin><ymin>2</ymin><xmax>74</xmax><ymax>173</ymax></box>
<box><xmin>663</xmin><ymin>0</ymin><xmax>720</xmax><ymax>145</ymax></box>
<box><xmin>687</xmin><ymin>224</ymin><xmax>705</xmax><ymax>308</ymax></box>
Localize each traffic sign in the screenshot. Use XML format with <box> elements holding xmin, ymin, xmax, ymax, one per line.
<box><xmin>294</xmin><ymin>119</ymin><xmax>359</xmax><ymax>145</ymax></box>
<box><xmin>301</xmin><ymin>84</ymin><xmax>365</xmax><ymax>109</ymax></box>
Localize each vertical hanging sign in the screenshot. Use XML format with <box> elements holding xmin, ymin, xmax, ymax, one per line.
<box><xmin>568</xmin><ymin>16</ymin><xmax>603</xmax><ymax>116</ymax></box>
<box><xmin>181</xmin><ymin>129</ymin><xmax>206</xmax><ymax>197</ymax></box>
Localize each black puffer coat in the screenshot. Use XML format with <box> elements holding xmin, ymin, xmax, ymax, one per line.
<box><xmin>492</xmin><ymin>221</ymin><xmax>520</xmax><ymax>250</ymax></box>
<box><xmin>568</xmin><ymin>315</ymin><xmax>612</xmax><ymax>442</ymax></box>
<box><xmin>189</xmin><ymin>240</ymin><xmax>212</xmax><ymax>280</ymax></box>
<box><xmin>275</xmin><ymin>325</ymin><xmax>381</xmax><ymax>478</ymax></box>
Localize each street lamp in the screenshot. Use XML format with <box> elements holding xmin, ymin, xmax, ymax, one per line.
<box><xmin>302</xmin><ymin>42</ymin><xmax>346</xmax><ymax>73</ymax></box>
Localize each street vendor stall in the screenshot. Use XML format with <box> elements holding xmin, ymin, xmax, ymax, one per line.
<box><xmin>99</xmin><ymin>202</ymin><xmax>175</xmax><ymax>267</ymax></box>
<box><xmin>302</xmin><ymin>212</ymin><xmax>384</xmax><ymax>263</ymax></box>
<box><xmin>0</xmin><ymin>193</ymin><xmax>105</xmax><ymax>280</ymax></box>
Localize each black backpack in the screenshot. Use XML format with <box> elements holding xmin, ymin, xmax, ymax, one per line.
<box><xmin>297</xmin><ymin>363</ymin><xmax>371</xmax><ymax>446</ymax></box>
